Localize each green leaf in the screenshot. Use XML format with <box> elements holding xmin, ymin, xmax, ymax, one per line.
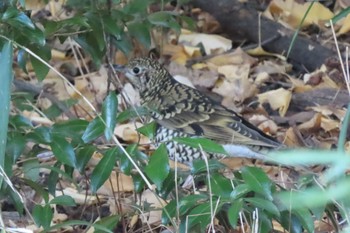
<box><xmin>9</xmin><ymin>115</ymin><xmax>32</xmax><ymax>128</ymax></box>
<box><xmin>147</xmin><ymin>11</ymin><xmax>181</xmax><ymax>33</ymax></box>
<box><xmin>330</xmin><ymin>6</ymin><xmax>350</xmax><ymax>24</ymax></box>
<box><xmin>276</xmin><ymin>177</ymin><xmax>350</xmax><ymax>210</ymax></box>
<box><xmin>75</xmin><ymin>33</ymin><xmax>105</xmax><ymax>66</ymax></box>
<box><xmin>112</xmin><ymin>31</ymin><xmax>133</xmax><ymax>55</ymax></box>
<box><xmin>280</xmin><ymin>211</ymin><xmax>302</xmax><ymax>233</ymax></box>
<box><xmin>227</xmin><ymin>199</ymin><xmax>243</xmax><ymax>228</ymax></box>
<box><xmin>50</xmin><ymin>195</ymin><xmax>76</xmax><ymax>206</ymax></box>
<box><xmin>210</xmin><ymin>173</ymin><xmax>233</xmax><ymax>198</ymax></box>
<box><xmin>23</xmin><ymin>159</ymin><xmax>40</xmax><ymax>182</ymax></box>
<box><xmin>116</xmin><ymin>106</ymin><xmax>149</xmax><ymax>123</ymax></box>
<box><xmin>6</xmin><ymin>132</ymin><xmax>26</xmax><ymax>163</ymax></box>
<box><xmin>82</xmin><ymin>116</ymin><xmax>105</xmax><ymax>143</ymax></box>
<box><xmin>102</xmin><ymin>92</ymin><xmax>118</xmax><ymax>141</ymax></box>
<box><xmin>17</xmin><ymin>49</ymin><xmax>28</xmax><ymax>73</ymax></box>
<box><xmin>123</xmin><ymin>0</ymin><xmax>149</xmax><ymax>15</ymax></box>
<box><xmin>136</xmin><ymin>121</ymin><xmax>156</xmax><ymax>139</ymax></box>
<box><xmin>0</xmin><ymin>41</ymin><xmax>13</xmax><ymax>183</ymax></box>
<box><xmin>127</xmin><ymin>21</ymin><xmax>151</xmax><ymax>48</ymax></box>
<box><xmin>48</xmin><ymin>162</ymin><xmax>61</xmax><ymax>196</ymax></box>
<box><xmin>178</xmin><ymin>194</ymin><xmax>208</xmax><ymax>216</ymax></box>
<box><xmin>85</xmin><ymin>13</ymin><xmax>105</xmax><ymax>50</ymax></box>
<box><xmin>94</xmin><ymin>215</ymin><xmax>120</xmax><ymax>233</ymax></box>
<box><xmin>43</xmin><ymin>98</ymin><xmax>77</xmax><ymax>119</ymax></box>
<box><xmin>157</xmin><ymin>171</ymin><xmax>177</xmax><ymax>198</ymax></box>
<box><xmin>132</xmin><ymin>173</ymin><xmax>146</xmax><ymax>193</ymax></box>
<box><xmin>45</xmin><ymin>220</ymin><xmax>113</xmax><ymax>233</ymax></box>
<box><xmin>8</xmin><ymin>12</ymin><xmax>35</xmax><ymax>29</ymax></box>
<box><xmin>294</xmin><ymin>208</ymin><xmax>314</xmax><ymax>233</ymax></box>
<box><xmin>180</xmin><ymin>202</ymin><xmax>212</xmax><ymax>232</ymax></box>
<box><xmin>22</xmin><ymin>178</ymin><xmax>49</xmax><ymax>203</ymax></box>
<box><xmin>31</xmin><ymin>126</ymin><xmax>52</xmax><ymax>144</ymax></box>
<box><xmin>191</xmin><ymin>159</ymin><xmax>225</xmax><ymax>174</ymax></box>
<box><xmin>2</xmin><ymin>7</ymin><xmax>18</xmax><ymax>20</ymax></box>
<box><xmin>20</xmin><ymin>27</ymin><xmax>46</xmax><ymax>46</ymax></box>
<box><xmin>230</xmin><ymin>183</ymin><xmax>250</xmax><ymax>200</ymax></box>
<box><xmin>75</xmin><ymin>145</ymin><xmax>95</xmax><ymax>173</ymax></box>
<box><xmin>6</xmin><ymin>185</ymin><xmax>24</xmax><ymax>214</ymax></box>
<box><xmin>227</xmin><ymin>199</ymin><xmax>243</xmax><ymax>229</ymax></box>
<box><xmin>174</xmin><ymin>137</ymin><xmax>227</xmax><ymax>155</ymax></box>
<box><xmin>90</xmin><ymin>148</ymin><xmax>118</xmax><ymax>194</ymax></box>
<box><xmin>338</xmin><ymin>103</ymin><xmax>350</xmax><ymax>151</ymax></box>
<box><xmin>241</xmin><ymin>166</ymin><xmax>272</xmax><ymax>200</ymax></box>
<box><xmin>245</xmin><ymin>197</ymin><xmax>280</xmax><ymax>217</ymax></box>
<box><xmin>52</xmin><ymin>119</ymin><xmax>88</xmax><ymax>141</ymax></box>
<box><xmin>101</xmin><ymin>14</ymin><xmax>122</xmax><ymax>37</ymax></box>
<box><xmin>119</xmin><ymin>144</ymin><xmax>136</xmax><ymax>175</ymax></box>
<box><xmin>144</xmin><ymin>144</ymin><xmax>170</xmax><ymax>189</ymax></box>
<box><xmin>162</xmin><ymin>200</ymin><xmax>177</xmax><ymax>225</ymax></box>
<box><xmin>29</xmin><ymin>45</ymin><xmax>51</xmax><ymax>80</ymax></box>
<box><xmin>180</xmin><ymin>15</ymin><xmax>196</xmax><ymax>30</ymax></box>
<box><xmin>33</xmin><ymin>204</ymin><xmax>53</xmax><ymax>229</ymax></box>
<box><xmin>50</xmin><ymin>135</ymin><xmax>76</xmax><ymax>167</ymax></box>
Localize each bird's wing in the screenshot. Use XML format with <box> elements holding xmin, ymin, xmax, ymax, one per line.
<box><xmin>148</xmin><ymin>83</ymin><xmax>281</xmax><ymax>148</ymax></box>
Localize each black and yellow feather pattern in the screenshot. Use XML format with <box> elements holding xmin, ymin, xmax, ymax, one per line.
<box><xmin>114</xmin><ymin>57</ymin><xmax>283</xmax><ymax>162</ymax></box>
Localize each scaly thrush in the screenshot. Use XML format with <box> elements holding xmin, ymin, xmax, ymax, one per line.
<box><xmin>114</xmin><ymin>58</ymin><xmax>284</xmax><ymax>163</ymax></box>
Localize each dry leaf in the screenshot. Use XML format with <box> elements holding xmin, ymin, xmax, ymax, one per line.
<box><xmin>257</xmin><ymin>88</ymin><xmax>292</xmax><ymax>116</ymax></box>
<box><xmin>212</xmin><ymin>71</ymin><xmax>256</xmax><ymax>106</ymax></box>
<box><xmin>167</xmin><ymin>61</ymin><xmax>219</xmax><ymax>88</ymax></box>
<box><xmin>138</xmin><ymin>189</ymin><xmax>166</xmax><ymax>224</ymax></box>
<box><xmin>173</xmin><ymin>75</ymin><xmax>195</xmax><ymax>88</ymax></box>
<box><xmin>213</xmin><ymin>64</ymin><xmax>257</xmax><ymax>104</ymax></box>
<box><xmin>321</xmin><ymin>117</ymin><xmax>340</xmax><ymax>132</ymax></box>
<box><xmin>114</xmin><ymin>122</ymin><xmax>150</xmax><ymax>144</ymax></box>
<box><xmin>249</xmin><ymin>115</ymin><xmax>278</xmax><ymax>135</ymax></box>
<box><xmin>338</xmin><ymin>14</ymin><xmax>350</xmax><ymax>35</ymax></box>
<box><xmin>309</xmin><ymin>106</ymin><xmax>346</xmax><ymax>120</ymax></box>
<box><xmin>98</xmin><ymin>171</ymin><xmax>134</xmax><ymax>195</ymax></box>
<box><xmin>121</xmin><ymin>83</ymin><xmax>140</xmax><ymax>107</ymax></box>
<box><xmin>179</xmin><ymin>31</ymin><xmax>232</xmax><ymax>55</ymax></box>
<box><xmin>247</xmin><ymin>46</ymin><xmax>286</xmax><ymax>60</ymax></box>
<box><xmin>267</xmin><ymin>0</ymin><xmax>333</xmax><ymax>28</ymax></box>
<box><xmin>284</xmin><ymin>127</ymin><xmax>303</xmax><ymax>147</ymax></box>
<box><xmin>56</xmin><ymin>187</ymin><xmax>99</xmax><ymax>205</ymax></box>
<box><xmin>252</xmin><ymin>60</ymin><xmax>287</xmax><ymax>75</ymax></box>
<box><xmin>298</xmin><ymin>113</ymin><xmax>322</xmax><ymax>132</ymax></box>
<box><xmin>195</xmin><ymin>10</ymin><xmax>221</xmax><ymax>33</ymax></box>
<box><xmin>207</xmin><ymin>48</ymin><xmax>257</xmax><ymax>67</ymax></box>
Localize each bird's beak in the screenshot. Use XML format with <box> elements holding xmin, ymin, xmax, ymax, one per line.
<box><xmin>112</xmin><ymin>64</ymin><xmax>126</xmax><ymax>72</ymax></box>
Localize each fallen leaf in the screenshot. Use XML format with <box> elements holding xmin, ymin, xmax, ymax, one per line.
<box><xmin>56</xmin><ymin>187</ymin><xmax>99</xmax><ymax>205</ymax></box>
<box><xmin>207</xmin><ymin>48</ymin><xmax>257</xmax><ymax>67</ymax></box>
<box><xmin>247</xmin><ymin>46</ymin><xmax>286</xmax><ymax>60</ymax></box>
<box><xmin>167</xmin><ymin>61</ymin><xmax>219</xmax><ymax>88</ymax></box>
<box><xmin>267</xmin><ymin>0</ymin><xmax>333</xmax><ymax>28</ymax></box>
<box><xmin>257</xmin><ymin>88</ymin><xmax>292</xmax><ymax>116</ymax></box>
<box><xmin>179</xmin><ymin>31</ymin><xmax>232</xmax><ymax>55</ymax></box>
<box><xmin>114</xmin><ymin>122</ymin><xmax>150</xmax><ymax>144</ymax></box>
<box><xmin>284</xmin><ymin>127</ymin><xmax>303</xmax><ymax>147</ymax></box>
<box><xmin>249</xmin><ymin>115</ymin><xmax>278</xmax><ymax>135</ymax></box>
<box><xmin>338</xmin><ymin>14</ymin><xmax>350</xmax><ymax>35</ymax></box>
<box><xmin>98</xmin><ymin>171</ymin><xmax>135</xmax><ymax>195</ymax></box>
<box><xmin>321</xmin><ymin>117</ymin><xmax>340</xmax><ymax>132</ymax></box>
<box><xmin>138</xmin><ymin>189</ymin><xmax>166</xmax><ymax>224</ymax></box>
<box><xmin>298</xmin><ymin>113</ymin><xmax>322</xmax><ymax>132</ymax></box>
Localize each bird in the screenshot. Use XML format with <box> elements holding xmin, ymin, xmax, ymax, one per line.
<box><xmin>113</xmin><ymin>57</ymin><xmax>284</xmax><ymax>163</ymax></box>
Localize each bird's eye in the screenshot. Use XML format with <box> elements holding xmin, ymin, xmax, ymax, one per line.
<box><xmin>133</xmin><ymin>67</ymin><xmax>140</xmax><ymax>74</ymax></box>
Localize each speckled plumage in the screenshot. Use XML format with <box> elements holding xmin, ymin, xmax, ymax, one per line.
<box><xmin>114</xmin><ymin>57</ymin><xmax>283</xmax><ymax>163</ymax></box>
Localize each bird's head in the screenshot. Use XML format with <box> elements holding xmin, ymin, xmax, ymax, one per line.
<box><xmin>113</xmin><ymin>57</ymin><xmax>168</xmax><ymax>94</ymax></box>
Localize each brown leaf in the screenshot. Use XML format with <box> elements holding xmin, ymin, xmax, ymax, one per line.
<box><xmin>257</xmin><ymin>88</ymin><xmax>292</xmax><ymax>116</ymax></box>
